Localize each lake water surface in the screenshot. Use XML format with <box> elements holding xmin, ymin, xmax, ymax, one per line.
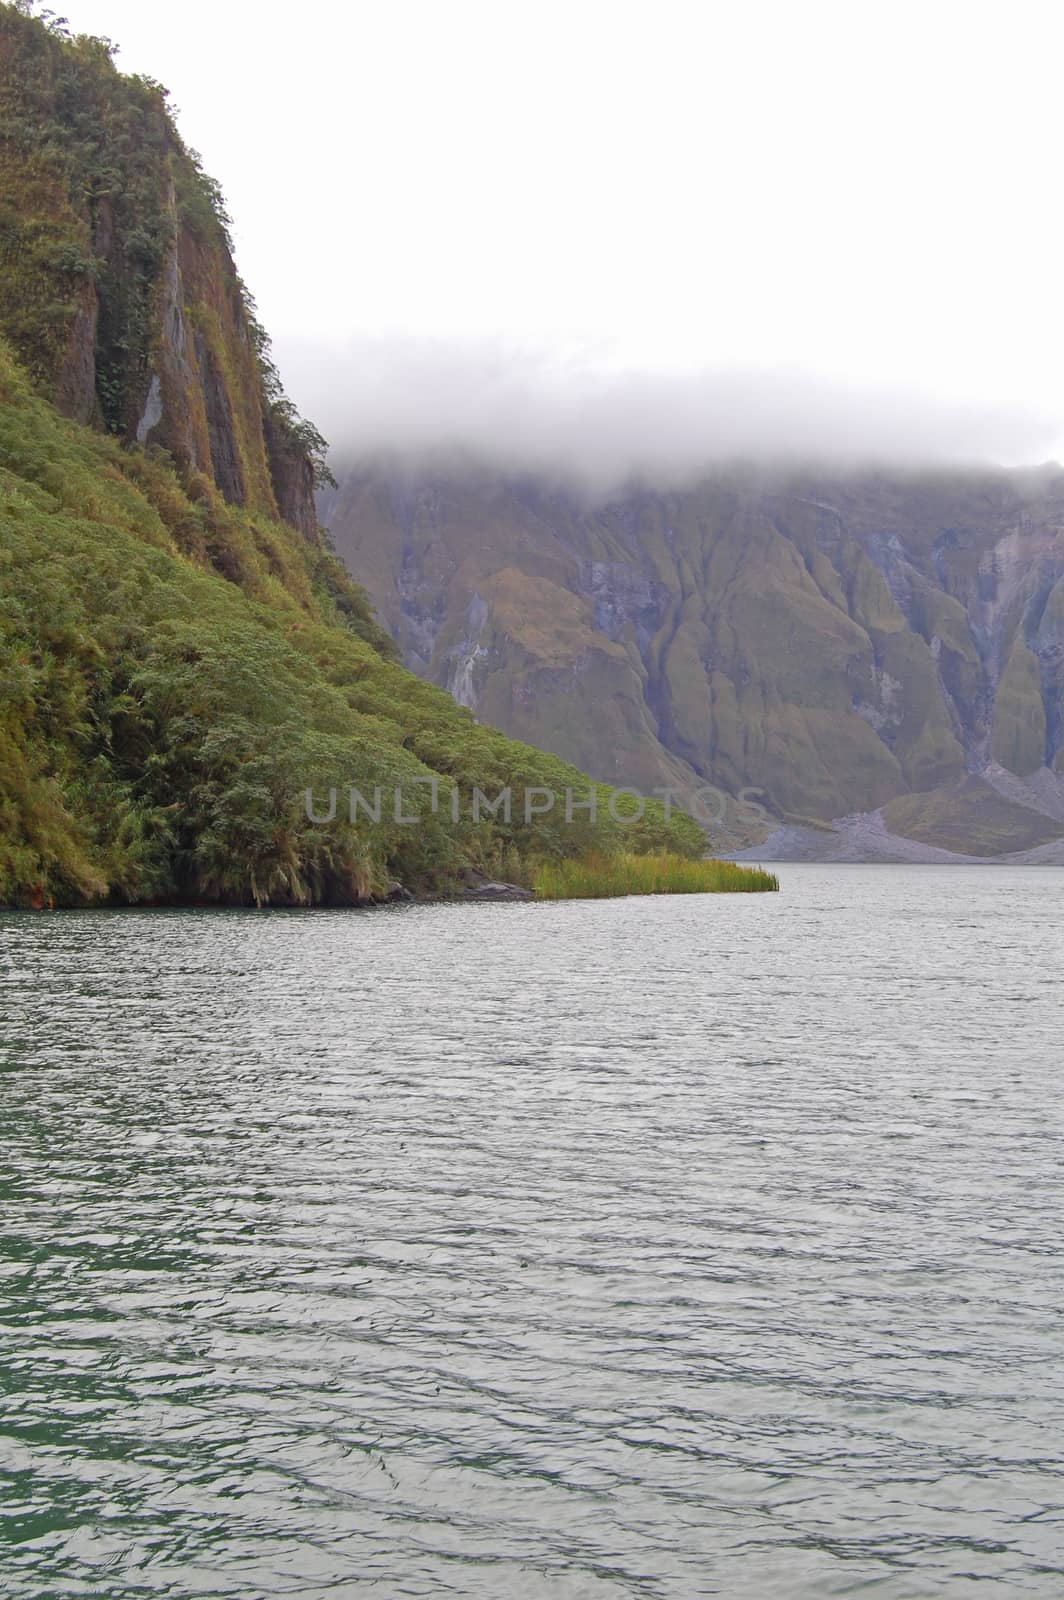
<box><xmin>2</xmin><ymin>866</ymin><xmax>1063</xmax><ymax>1598</ymax></box>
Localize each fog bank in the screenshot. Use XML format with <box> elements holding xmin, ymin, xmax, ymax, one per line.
<box><xmin>275</xmin><ymin>337</ymin><xmax>1059</xmax><ymax>495</ymax></box>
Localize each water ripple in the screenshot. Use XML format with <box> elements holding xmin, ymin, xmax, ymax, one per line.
<box><xmin>1</xmin><ymin>866</ymin><xmax>1063</xmax><ymax>1596</ymax></box>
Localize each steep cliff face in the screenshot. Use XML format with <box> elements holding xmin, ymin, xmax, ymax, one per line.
<box><xmin>322</xmin><ymin>466</ymin><xmax>1064</xmax><ymax>856</ymax></box>
<box><xmin>0</xmin><ymin>2</ymin><xmax>319</xmax><ymax>536</ymax></box>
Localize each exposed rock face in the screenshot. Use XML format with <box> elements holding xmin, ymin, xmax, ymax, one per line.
<box><xmin>263</xmin><ymin>407</ymin><xmax>320</xmax><ymax>541</ymax></box>
<box><xmin>52</xmin><ymin>285</ymin><xmax>99</xmax><ymax>425</ymax></box>
<box><xmin>0</xmin><ymin>6</ymin><xmax>320</xmax><ymax>541</ymax></box>
<box><xmin>192</xmin><ymin>331</ymin><xmax>246</xmax><ymax>505</ymax></box>
<box><xmin>322</xmin><ymin>466</ymin><xmax>1064</xmax><ymax>855</ymax></box>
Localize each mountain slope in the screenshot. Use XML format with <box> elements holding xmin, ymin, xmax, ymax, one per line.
<box><xmin>0</xmin><ymin>5</ymin><xmax>699</xmax><ymax>906</ymax></box>
<box><xmin>321</xmin><ymin>465</ymin><xmax>1064</xmax><ymax>857</ymax></box>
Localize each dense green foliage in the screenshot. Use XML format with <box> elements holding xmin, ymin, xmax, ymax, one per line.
<box><xmin>535</xmin><ymin>852</ymin><xmax>778</xmax><ymax>898</ymax></box>
<box><xmin>0</xmin><ymin>340</ymin><xmax>702</xmax><ymax>906</ymax></box>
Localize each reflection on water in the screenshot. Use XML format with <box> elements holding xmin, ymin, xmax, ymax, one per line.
<box><xmin>1</xmin><ymin>866</ymin><xmax>1063</xmax><ymax>1597</ymax></box>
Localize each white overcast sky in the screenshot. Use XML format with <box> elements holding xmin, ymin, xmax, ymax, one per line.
<box><xmin>52</xmin><ymin>0</ymin><xmax>1064</xmax><ymax>470</ymax></box>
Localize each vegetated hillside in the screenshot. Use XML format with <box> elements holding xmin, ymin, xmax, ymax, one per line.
<box><xmin>0</xmin><ymin>4</ymin><xmax>699</xmax><ymax>907</ymax></box>
<box><xmin>321</xmin><ymin>465</ymin><xmax>1064</xmax><ymax>859</ymax></box>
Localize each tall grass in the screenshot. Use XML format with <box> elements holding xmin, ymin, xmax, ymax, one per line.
<box><xmin>534</xmin><ymin>852</ymin><xmax>779</xmax><ymax>899</ymax></box>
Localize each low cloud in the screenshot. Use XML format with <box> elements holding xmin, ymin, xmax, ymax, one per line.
<box><xmin>275</xmin><ymin>335</ymin><xmax>1059</xmax><ymax>495</ymax></box>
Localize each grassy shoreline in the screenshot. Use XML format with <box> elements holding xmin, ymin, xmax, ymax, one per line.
<box><xmin>1</xmin><ymin>856</ymin><xmax>780</xmax><ymax>913</ymax></box>
<box><xmin>534</xmin><ymin>852</ymin><xmax>779</xmax><ymax>899</ymax></box>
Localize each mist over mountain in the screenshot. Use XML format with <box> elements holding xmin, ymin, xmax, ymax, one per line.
<box><xmin>304</xmin><ymin>337</ymin><xmax>1064</xmax><ymax>864</ymax></box>
<box><xmin>279</xmin><ymin>337</ymin><xmax>1059</xmax><ymax>497</ymax></box>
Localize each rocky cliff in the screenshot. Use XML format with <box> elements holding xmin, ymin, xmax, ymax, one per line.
<box><xmin>321</xmin><ymin>465</ymin><xmax>1064</xmax><ymax>858</ymax></box>
<box><xmin>0</xmin><ymin>2</ymin><xmax>320</xmax><ymax>535</ymax></box>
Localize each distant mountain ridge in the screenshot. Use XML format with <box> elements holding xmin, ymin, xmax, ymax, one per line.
<box><xmin>321</xmin><ymin>464</ymin><xmax>1064</xmax><ymax>859</ymax></box>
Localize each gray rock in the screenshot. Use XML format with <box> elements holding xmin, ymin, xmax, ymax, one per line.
<box><xmin>461</xmin><ymin>879</ymin><xmax>533</xmax><ymax>901</ymax></box>
<box><xmin>381</xmin><ymin>881</ymin><xmax>414</xmax><ymax>902</ymax></box>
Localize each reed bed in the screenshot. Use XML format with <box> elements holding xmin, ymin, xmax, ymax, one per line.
<box><xmin>534</xmin><ymin>852</ymin><xmax>779</xmax><ymax>899</ymax></box>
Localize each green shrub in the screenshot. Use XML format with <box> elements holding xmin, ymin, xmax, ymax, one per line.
<box><xmin>534</xmin><ymin>852</ymin><xmax>779</xmax><ymax>899</ymax></box>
